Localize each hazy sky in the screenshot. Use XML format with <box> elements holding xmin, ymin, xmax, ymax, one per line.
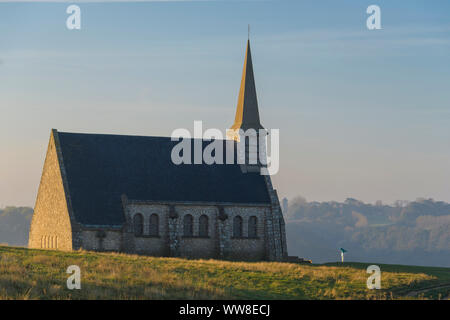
<box><xmin>0</xmin><ymin>0</ymin><xmax>449</xmax><ymax>207</ymax></box>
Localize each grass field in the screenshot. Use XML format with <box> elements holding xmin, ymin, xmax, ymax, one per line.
<box><xmin>0</xmin><ymin>246</ymin><xmax>449</xmax><ymax>300</ymax></box>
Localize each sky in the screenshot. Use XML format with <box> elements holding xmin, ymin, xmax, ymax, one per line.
<box><xmin>0</xmin><ymin>0</ymin><xmax>449</xmax><ymax>207</ymax></box>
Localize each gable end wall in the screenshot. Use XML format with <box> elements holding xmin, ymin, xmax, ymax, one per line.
<box><xmin>28</xmin><ymin>130</ymin><xmax>73</xmax><ymax>250</ymax></box>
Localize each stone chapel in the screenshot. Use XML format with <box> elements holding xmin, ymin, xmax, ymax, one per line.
<box><xmin>28</xmin><ymin>40</ymin><xmax>288</xmax><ymax>261</ymax></box>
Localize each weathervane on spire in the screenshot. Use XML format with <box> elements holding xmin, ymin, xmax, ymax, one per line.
<box><xmin>248</xmin><ymin>24</ymin><xmax>250</xmax><ymax>40</ymax></box>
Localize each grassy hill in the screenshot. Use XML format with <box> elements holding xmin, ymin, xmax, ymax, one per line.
<box><xmin>0</xmin><ymin>246</ymin><xmax>448</xmax><ymax>300</ymax></box>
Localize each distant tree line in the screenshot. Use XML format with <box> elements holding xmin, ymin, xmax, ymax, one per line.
<box><xmin>285</xmin><ymin>197</ymin><xmax>450</xmax><ymax>267</ymax></box>
<box><xmin>1</xmin><ymin>198</ymin><xmax>449</xmax><ymax>267</ymax></box>
<box><xmin>0</xmin><ymin>207</ymin><xmax>33</xmax><ymax>246</ymax></box>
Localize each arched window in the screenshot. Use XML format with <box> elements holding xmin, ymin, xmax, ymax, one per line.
<box><xmin>199</xmin><ymin>215</ymin><xmax>209</xmax><ymax>237</ymax></box>
<box><xmin>149</xmin><ymin>213</ymin><xmax>159</xmax><ymax>236</ymax></box>
<box><xmin>183</xmin><ymin>214</ymin><xmax>193</xmax><ymax>237</ymax></box>
<box><xmin>233</xmin><ymin>216</ymin><xmax>243</xmax><ymax>238</ymax></box>
<box><xmin>133</xmin><ymin>213</ymin><xmax>143</xmax><ymax>236</ymax></box>
<box><xmin>248</xmin><ymin>216</ymin><xmax>258</xmax><ymax>238</ymax></box>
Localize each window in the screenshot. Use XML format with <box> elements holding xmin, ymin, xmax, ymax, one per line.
<box><xmin>248</xmin><ymin>216</ymin><xmax>258</xmax><ymax>238</ymax></box>
<box><xmin>199</xmin><ymin>215</ymin><xmax>209</xmax><ymax>237</ymax></box>
<box><xmin>183</xmin><ymin>214</ymin><xmax>193</xmax><ymax>237</ymax></box>
<box><xmin>41</xmin><ymin>235</ymin><xmax>58</xmax><ymax>249</ymax></box>
<box><xmin>149</xmin><ymin>214</ymin><xmax>159</xmax><ymax>236</ymax></box>
<box><xmin>233</xmin><ymin>216</ymin><xmax>243</xmax><ymax>238</ymax></box>
<box><xmin>133</xmin><ymin>213</ymin><xmax>144</xmax><ymax>236</ymax></box>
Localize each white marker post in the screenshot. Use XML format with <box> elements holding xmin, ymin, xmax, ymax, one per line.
<box><xmin>339</xmin><ymin>248</ymin><xmax>347</xmax><ymax>263</ymax></box>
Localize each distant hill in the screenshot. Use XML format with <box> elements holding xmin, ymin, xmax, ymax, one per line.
<box><xmin>1</xmin><ymin>197</ymin><xmax>449</xmax><ymax>267</ymax></box>
<box><xmin>0</xmin><ymin>246</ymin><xmax>449</xmax><ymax>299</ymax></box>
<box><xmin>0</xmin><ymin>207</ymin><xmax>33</xmax><ymax>246</ymax></box>
<box><xmin>286</xmin><ymin>197</ymin><xmax>450</xmax><ymax>267</ymax></box>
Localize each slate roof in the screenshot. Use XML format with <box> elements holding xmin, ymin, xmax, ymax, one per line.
<box><xmin>56</xmin><ymin>131</ymin><xmax>271</xmax><ymax>226</ymax></box>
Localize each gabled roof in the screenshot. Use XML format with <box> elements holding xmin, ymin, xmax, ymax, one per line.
<box><xmin>230</xmin><ymin>40</ymin><xmax>264</xmax><ymax>131</ymax></box>
<box><xmin>56</xmin><ymin>131</ymin><xmax>271</xmax><ymax>226</ymax></box>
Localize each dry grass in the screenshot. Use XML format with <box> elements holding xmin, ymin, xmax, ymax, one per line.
<box><xmin>0</xmin><ymin>246</ymin><xmax>448</xmax><ymax>300</ymax></box>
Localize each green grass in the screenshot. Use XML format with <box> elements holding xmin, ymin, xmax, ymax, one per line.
<box><xmin>0</xmin><ymin>246</ymin><xmax>449</xmax><ymax>300</ymax></box>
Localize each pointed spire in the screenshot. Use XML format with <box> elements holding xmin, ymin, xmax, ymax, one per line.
<box><xmin>230</xmin><ymin>40</ymin><xmax>264</xmax><ymax>132</ymax></box>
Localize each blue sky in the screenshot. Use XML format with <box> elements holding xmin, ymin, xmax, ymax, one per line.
<box><xmin>0</xmin><ymin>0</ymin><xmax>449</xmax><ymax>206</ymax></box>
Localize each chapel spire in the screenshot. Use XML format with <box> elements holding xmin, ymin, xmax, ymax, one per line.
<box><xmin>230</xmin><ymin>40</ymin><xmax>264</xmax><ymax>132</ymax></box>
